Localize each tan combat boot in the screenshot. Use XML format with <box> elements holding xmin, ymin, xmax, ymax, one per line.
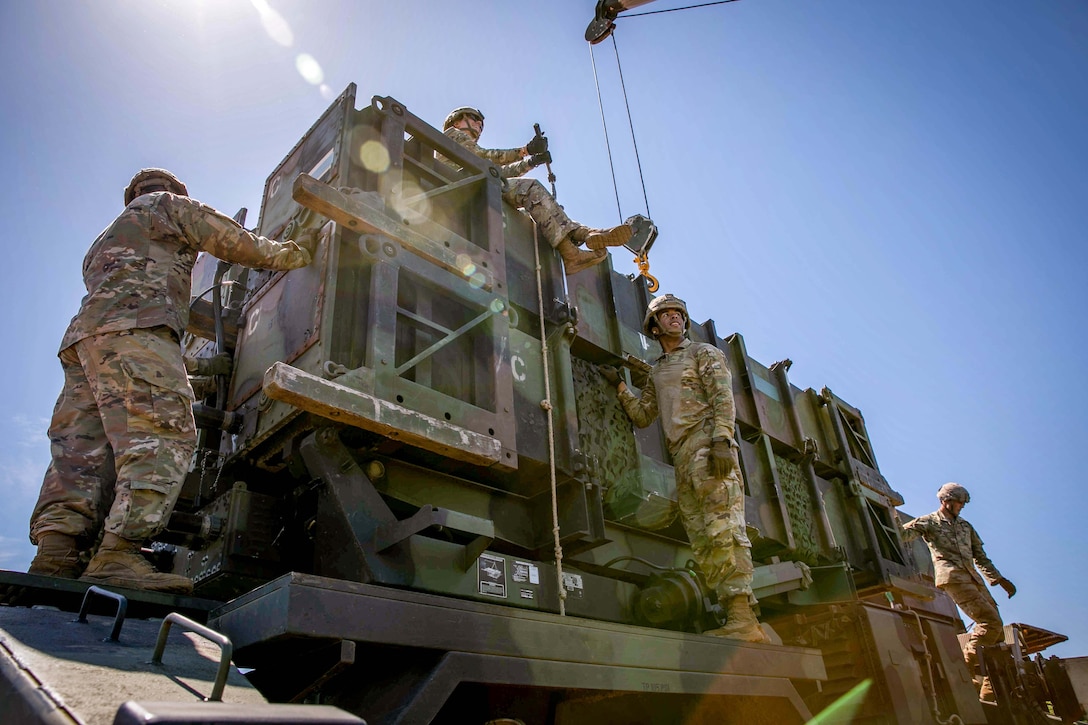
<box><xmin>28</xmin><ymin>533</ymin><xmax>84</xmax><ymax>578</ymax></box>
<box><xmin>574</xmin><ymin>223</ymin><xmax>634</xmax><ymax>251</ymax></box>
<box><xmin>80</xmin><ymin>533</ymin><xmax>193</xmax><ymax>594</ymax></box>
<box><xmin>557</xmin><ymin>237</ymin><xmax>607</xmax><ymax>275</ymax></box>
<box><xmin>978</xmin><ymin>676</ymin><xmax>996</xmax><ymax>703</ymax></box>
<box><xmin>704</xmin><ymin>595</ymin><xmax>768</xmax><ymax>642</ymax></box>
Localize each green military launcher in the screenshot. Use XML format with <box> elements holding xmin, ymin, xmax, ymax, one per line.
<box><xmin>3</xmin><ymin>84</ymin><xmax>1083</xmax><ymax>725</ymax></box>
<box><xmin>184</xmin><ymin>85</ymin><xmax>916</xmax><ymax>613</ymax></box>
<box><xmin>170</xmin><ymin>84</ymin><xmax>1083</xmax><ymax>723</ymax></box>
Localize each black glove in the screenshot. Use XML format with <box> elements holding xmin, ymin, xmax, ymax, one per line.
<box><xmin>197</xmin><ymin>353</ymin><xmax>233</xmax><ymax>376</ymax></box>
<box><xmin>527</xmin><ymin>134</ymin><xmax>549</xmax><ymax>155</ymax></box>
<box><xmin>529</xmin><ymin>151</ymin><xmax>552</xmax><ymax>168</ymax></box>
<box><xmin>599</xmin><ymin>365</ymin><xmax>622</xmax><ymax>388</ymax></box>
<box><xmin>708</xmin><ymin>438</ymin><xmax>737</xmax><ymax>479</ymax></box>
<box><xmin>997</xmin><ymin>578</ymin><xmax>1017</xmax><ymax>598</ymax></box>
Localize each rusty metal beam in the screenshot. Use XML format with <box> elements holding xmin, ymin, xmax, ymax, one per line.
<box><xmin>262</xmin><ymin>362</ymin><xmax>502</xmax><ymax>467</ymax></box>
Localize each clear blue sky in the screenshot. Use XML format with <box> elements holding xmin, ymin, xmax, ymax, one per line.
<box><xmin>1</xmin><ymin>1</ymin><xmax>1085</xmax><ymax>657</ymax></box>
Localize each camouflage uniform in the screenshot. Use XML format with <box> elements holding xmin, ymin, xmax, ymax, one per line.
<box><xmin>616</xmin><ymin>338</ymin><xmax>753</xmax><ymax>601</ymax></box>
<box><xmin>442</xmin><ymin>127</ymin><xmax>533</xmax><ymax>180</ymax></box>
<box><xmin>441</xmin><ymin>127</ymin><xmax>578</xmax><ymax>250</ymax></box>
<box><xmin>30</xmin><ymin>191</ymin><xmax>311</xmax><ymax>547</ymax></box>
<box><xmin>902</xmin><ymin>510</ymin><xmax>1004</xmax><ymax>676</ymax></box>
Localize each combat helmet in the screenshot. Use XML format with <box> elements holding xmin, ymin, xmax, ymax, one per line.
<box><xmin>443</xmin><ymin>106</ymin><xmax>485</xmax><ymax>131</ymax></box>
<box><xmin>643</xmin><ymin>294</ymin><xmax>690</xmax><ymax>337</ymax></box>
<box><xmin>937</xmin><ymin>482</ymin><xmax>970</xmax><ymax>504</ymax></box>
<box><xmin>124</xmin><ymin>168</ymin><xmax>188</xmax><ymax>206</ymax></box>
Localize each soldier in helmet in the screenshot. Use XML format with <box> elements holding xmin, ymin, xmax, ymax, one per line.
<box><xmin>27</xmin><ymin>168</ymin><xmax>316</xmax><ymax>594</ymax></box>
<box><xmin>902</xmin><ymin>483</ymin><xmax>1017</xmax><ymax>702</ymax></box>
<box><xmin>439</xmin><ymin>106</ymin><xmax>636</xmax><ymax>275</ymax></box>
<box><xmin>599</xmin><ymin>294</ymin><xmax>766</xmax><ymax>642</ymax></box>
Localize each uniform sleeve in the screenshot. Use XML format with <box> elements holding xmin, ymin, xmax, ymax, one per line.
<box><xmin>617</xmin><ymin>374</ymin><xmax>659</xmax><ymax>429</ymax></box>
<box><xmin>497</xmin><ymin>158</ymin><xmax>532</xmax><ymax>179</ymax></box>
<box><xmin>697</xmin><ymin>346</ymin><xmax>735</xmax><ymax>441</ymax></box>
<box><xmin>900</xmin><ymin>515</ymin><xmax>927</xmax><ymax>543</ymax></box>
<box><xmin>445</xmin><ymin>128</ymin><xmax>529</xmax><ymax>178</ymax></box>
<box><xmin>165</xmin><ymin>195</ymin><xmax>312</xmax><ymax>270</ymax></box>
<box><xmin>970</xmin><ymin>525</ymin><xmax>1004</xmax><ymax>584</ymax></box>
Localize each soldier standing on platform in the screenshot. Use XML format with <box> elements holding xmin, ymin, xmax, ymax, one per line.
<box><xmin>600</xmin><ymin>294</ymin><xmax>766</xmax><ymax>642</ymax></box>
<box><xmin>28</xmin><ymin>168</ymin><xmax>316</xmax><ymax>593</ymax></box>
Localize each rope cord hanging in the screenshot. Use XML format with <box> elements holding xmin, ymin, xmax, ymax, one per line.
<box><xmin>531</xmin><ymin>221</ymin><xmax>567</xmax><ymax>616</ymax></box>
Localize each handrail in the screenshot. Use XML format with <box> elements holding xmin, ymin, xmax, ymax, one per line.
<box><xmin>75</xmin><ymin>585</ymin><xmax>128</xmax><ymax>642</ymax></box>
<box><xmin>151</xmin><ymin>612</ymin><xmax>234</xmax><ymax>702</ymax></box>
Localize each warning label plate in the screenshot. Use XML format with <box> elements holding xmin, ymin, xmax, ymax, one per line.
<box><xmin>478</xmin><ymin>553</ymin><xmax>507</xmax><ymax>598</ymax></box>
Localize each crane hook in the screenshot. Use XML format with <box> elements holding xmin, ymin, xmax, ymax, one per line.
<box><xmin>635</xmin><ymin>252</ymin><xmax>659</xmax><ymax>293</ymax></box>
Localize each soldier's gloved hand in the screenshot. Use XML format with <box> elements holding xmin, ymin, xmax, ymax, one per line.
<box><xmin>708</xmin><ymin>438</ymin><xmax>737</xmax><ymax>479</ymax></box>
<box><xmin>997</xmin><ymin>578</ymin><xmax>1017</xmax><ymax>598</ymax></box>
<box><xmin>526</xmin><ymin>134</ymin><xmax>549</xmax><ymax>155</ymax></box>
<box><xmin>599</xmin><ymin>365</ymin><xmax>622</xmax><ymax>388</ymax></box>
<box><xmin>529</xmin><ymin>151</ymin><xmax>552</xmax><ymax>168</ymax></box>
<box><xmin>197</xmin><ymin>353</ymin><xmax>233</xmax><ymax>377</ymax></box>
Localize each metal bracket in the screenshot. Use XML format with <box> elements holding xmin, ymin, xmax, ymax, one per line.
<box><xmin>394</xmin><ymin>303</ymin><xmax>506</xmax><ymax>376</ymax></box>
<box><xmin>289</xmin><ymin>640</ymin><xmax>357</xmax><ymax>704</ymax></box>
<box><xmin>373</xmin><ymin>504</ymin><xmax>495</xmax><ymax>571</ymax></box>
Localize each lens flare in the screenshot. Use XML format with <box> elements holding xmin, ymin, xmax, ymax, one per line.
<box><xmin>391</xmin><ymin>180</ymin><xmax>432</xmax><ymax>225</ymax></box>
<box><xmin>359</xmin><ymin>140</ymin><xmax>390</xmax><ymax>173</ymax></box>
<box><xmin>455</xmin><ymin>254</ymin><xmax>476</xmax><ymax>278</ymax></box>
<box><xmin>250</xmin><ymin>0</ymin><xmax>293</xmax><ymax>47</ymax></box>
<box><xmin>295</xmin><ymin>53</ymin><xmax>324</xmax><ymax>85</ymax></box>
<box><xmin>807</xmin><ymin>679</ymin><xmax>871</xmax><ymax>724</ymax></box>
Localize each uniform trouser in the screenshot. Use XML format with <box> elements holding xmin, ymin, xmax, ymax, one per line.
<box><xmin>29</xmin><ymin>327</ymin><xmax>196</xmax><ymax>545</ymax></box>
<box><xmin>941</xmin><ymin>576</ymin><xmax>1004</xmax><ymax>672</ymax></box>
<box><xmin>673</xmin><ymin>433</ymin><xmax>754</xmax><ymax>600</ymax></box>
<box><xmin>503</xmin><ymin>178</ymin><xmax>578</xmax><ymax>248</ymax></box>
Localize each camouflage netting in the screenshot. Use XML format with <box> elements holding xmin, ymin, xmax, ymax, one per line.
<box><xmin>571</xmin><ymin>357</ymin><xmax>676</xmax><ymax>529</ymax></box>
<box><xmin>774</xmin><ymin>454</ymin><xmax>821</xmax><ymax>565</ymax></box>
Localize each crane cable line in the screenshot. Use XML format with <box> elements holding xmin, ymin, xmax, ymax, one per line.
<box><xmin>588</xmin><ymin>42</ymin><xmax>624</xmax><ymax>223</ymax></box>
<box><xmin>589</xmin><ymin>33</ymin><xmax>651</xmax><ymax>224</ymax></box>
<box><xmin>589</xmin><ymin>0</ymin><xmax>742</xmax><ymax>223</ymax></box>
<box><xmin>589</xmin><ymin>1</ymin><xmax>739</xmax><ymax>290</ymax></box>
<box><xmin>613</xmin><ymin>33</ymin><xmax>652</xmax><ymax>221</ymax></box>
<box><xmin>625</xmin><ymin>0</ymin><xmax>742</xmax><ymax>19</ymax></box>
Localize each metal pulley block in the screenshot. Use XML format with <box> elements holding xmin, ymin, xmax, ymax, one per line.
<box><xmin>623</xmin><ymin>214</ymin><xmax>658</xmax><ymax>256</ymax></box>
